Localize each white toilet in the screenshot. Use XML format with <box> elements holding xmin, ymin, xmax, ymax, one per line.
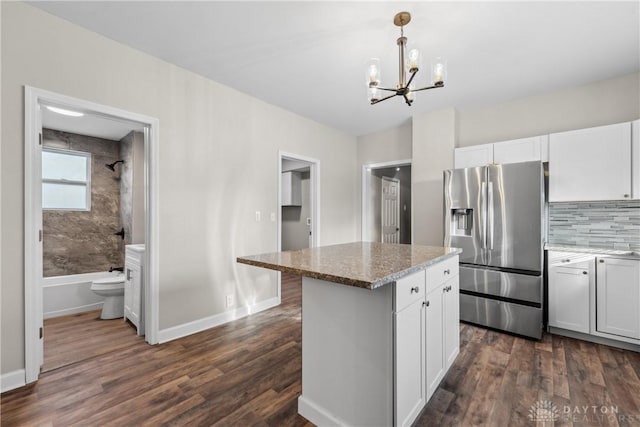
<box><xmin>91</xmin><ymin>274</ymin><xmax>125</xmax><ymax>319</ymax></box>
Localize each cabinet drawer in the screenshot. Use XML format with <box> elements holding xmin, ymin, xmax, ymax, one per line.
<box><xmin>426</xmin><ymin>256</ymin><xmax>459</xmax><ymax>293</ymax></box>
<box><xmin>548</xmin><ymin>251</ymin><xmax>595</xmax><ymax>269</ymax></box>
<box><xmin>395</xmin><ymin>269</ymin><xmax>425</xmax><ymax>312</ymax></box>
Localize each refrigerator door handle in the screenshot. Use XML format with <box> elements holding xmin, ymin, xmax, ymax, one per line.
<box><xmin>481</xmin><ymin>181</ymin><xmax>487</xmax><ymax>249</ymax></box>
<box><xmin>488</xmin><ymin>181</ymin><xmax>494</xmax><ymax>250</ymax></box>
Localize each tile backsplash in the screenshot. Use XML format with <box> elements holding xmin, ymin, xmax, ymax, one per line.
<box><xmin>548</xmin><ymin>200</ymin><xmax>640</xmax><ymax>250</ymax></box>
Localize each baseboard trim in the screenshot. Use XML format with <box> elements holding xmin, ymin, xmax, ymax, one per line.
<box><xmin>1</xmin><ymin>369</ymin><xmax>26</xmax><ymax>393</ymax></box>
<box><xmin>157</xmin><ymin>296</ymin><xmax>280</xmax><ymax>344</ymax></box>
<box><xmin>44</xmin><ymin>302</ymin><xmax>104</xmax><ymax>319</ymax></box>
<box><xmin>298</xmin><ymin>395</ymin><xmax>346</xmax><ymax>427</ymax></box>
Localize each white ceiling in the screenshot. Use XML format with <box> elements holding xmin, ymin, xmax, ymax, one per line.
<box><xmin>31</xmin><ymin>1</ymin><xmax>640</xmax><ymax>136</ymax></box>
<box><xmin>42</xmin><ymin>104</ymin><xmax>144</xmax><ymax>141</ymax></box>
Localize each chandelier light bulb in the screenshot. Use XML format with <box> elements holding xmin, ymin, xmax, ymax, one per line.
<box><xmin>432</xmin><ymin>57</ymin><xmax>446</xmax><ymax>86</ymax></box>
<box><xmin>368</xmin><ymin>86</ymin><xmax>380</xmax><ymax>103</ymax></box>
<box><xmin>408</xmin><ymin>49</ymin><xmax>421</xmax><ymax>73</ymax></box>
<box><xmin>367</xmin><ymin>58</ymin><xmax>381</xmax><ymax>87</ymax></box>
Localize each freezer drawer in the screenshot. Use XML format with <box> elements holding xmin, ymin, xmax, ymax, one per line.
<box><xmin>460</xmin><ymin>266</ymin><xmax>542</xmax><ymax>304</ymax></box>
<box><xmin>460</xmin><ymin>293</ymin><xmax>543</xmax><ymax>339</ymax></box>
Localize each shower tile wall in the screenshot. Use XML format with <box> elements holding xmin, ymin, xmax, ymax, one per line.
<box><xmin>43</xmin><ymin>129</ymin><xmax>124</xmax><ymax>276</ymax></box>
<box><xmin>548</xmin><ymin>200</ymin><xmax>640</xmax><ymax>251</ymax></box>
<box><xmin>119</xmin><ymin>131</ymin><xmax>145</xmax><ymax>245</ymax></box>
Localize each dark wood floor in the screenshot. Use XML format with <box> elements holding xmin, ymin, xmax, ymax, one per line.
<box><xmin>43</xmin><ymin>309</ymin><xmax>143</xmax><ymax>372</ymax></box>
<box><xmin>2</xmin><ymin>274</ymin><xmax>640</xmax><ymax>426</ymax></box>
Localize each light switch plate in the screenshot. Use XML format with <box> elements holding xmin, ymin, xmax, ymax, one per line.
<box><xmin>255</xmin><ymin>211</ymin><xmax>261</xmax><ymax>222</ymax></box>
<box><xmin>270</xmin><ymin>212</ymin><xmax>276</xmax><ymax>222</ymax></box>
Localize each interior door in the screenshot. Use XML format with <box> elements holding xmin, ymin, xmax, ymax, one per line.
<box><xmin>382</xmin><ymin>177</ymin><xmax>400</xmax><ymax>243</ymax></box>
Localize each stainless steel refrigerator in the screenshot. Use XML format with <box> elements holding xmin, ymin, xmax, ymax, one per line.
<box><xmin>443</xmin><ymin>161</ymin><xmax>545</xmax><ymax>339</ymax></box>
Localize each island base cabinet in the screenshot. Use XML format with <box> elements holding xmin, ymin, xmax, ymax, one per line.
<box><xmin>425</xmin><ymin>275</ymin><xmax>459</xmax><ymax>400</ymax></box>
<box><xmin>394</xmin><ymin>299</ymin><xmax>426</xmax><ymax>427</ymax></box>
<box><xmin>425</xmin><ymin>285</ymin><xmax>444</xmax><ymax>400</ymax></box>
<box><xmin>443</xmin><ymin>276</ymin><xmax>460</xmax><ymax>370</ymax></box>
<box><xmin>298</xmin><ymin>277</ymin><xmax>394</xmax><ymax>427</ymax></box>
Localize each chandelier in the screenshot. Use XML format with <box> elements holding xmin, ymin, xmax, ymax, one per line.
<box><xmin>367</xmin><ymin>12</ymin><xmax>446</xmax><ymax>106</ymax></box>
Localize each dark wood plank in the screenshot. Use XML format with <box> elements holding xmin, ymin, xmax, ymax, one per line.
<box><xmin>3</xmin><ymin>272</ymin><xmax>640</xmax><ymax>427</ymax></box>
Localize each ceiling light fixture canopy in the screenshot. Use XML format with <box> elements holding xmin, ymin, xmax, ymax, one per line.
<box><xmin>367</xmin><ymin>12</ymin><xmax>446</xmax><ymax>106</ymax></box>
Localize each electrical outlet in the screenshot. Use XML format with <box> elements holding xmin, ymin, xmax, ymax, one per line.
<box><xmin>226</xmin><ymin>294</ymin><xmax>234</xmax><ymax>308</ymax></box>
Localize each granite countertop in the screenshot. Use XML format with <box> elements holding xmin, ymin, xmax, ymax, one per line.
<box><xmin>237</xmin><ymin>242</ymin><xmax>461</xmax><ymax>290</ymax></box>
<box><xmin>545</xmin><ymin>244</ymin><xmax>640</xmax><ymax>259</ymax></box>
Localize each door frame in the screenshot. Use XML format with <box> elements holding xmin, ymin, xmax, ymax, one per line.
<box><xmin>24</xmin><ymin>86</ymin><xmax>160</xmax><ymax>383</ymax></box>
<box><xmin>277</xmin><ymin>151</ymin><xmax>320</xmax><ymax>298</ymax></box>
<box><xmin>361</xmin><ymin>159</ymin><xmax>412</xmax><ymax>242</ymax></box>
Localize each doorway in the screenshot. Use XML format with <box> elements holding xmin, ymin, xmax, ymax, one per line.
<box><xmin>24</xmin><ymin>87</ymin><xmax>159</xmax><ymax>383</ymax></box>
<box><xmin>277</xmin><ymin>152</ymin><xmax>320</xmax><ymax>298</ymax></box>
<box><xmin>362</xmin><ymin>160</ymin><xmax>412</xmax><ymax>244</ymax></box>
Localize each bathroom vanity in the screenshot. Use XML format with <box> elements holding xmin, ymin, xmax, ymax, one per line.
<box><xmin>237</xmin><ymin>242</ymin><xmax>461</xmax><ymax>427</ymax></box>
<box><xmin>124</xmin><ymin>244</ymin><xmax>145</xmax><ymax>335</ymax></box>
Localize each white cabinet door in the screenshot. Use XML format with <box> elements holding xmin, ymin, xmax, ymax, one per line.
<box><xmin>632</xmin><ymin>120</ymin><xmax>639</xmax><ymax>199</ymax></box>
<box><xmin>596</xmin><ymin>258</ymin><xmax>640</xmax><ymax>339</ymax></box>
<box><xmin>549</xmin><ymin>122</ymin><xmax>632</xmax><ymax>201</ymax></box>
<box><xmin>394</xmin><ymin>298</ymin><xmax>425</xmax><ymax>427</ymax></box>
<box><xmin>424</xmin><ymin>284</ymin><xmax>444</xmax><ymax>401</ymax></box>
<box><xmin>124</xmin><ymin>270</ymin><xmax>133</xmax><ymax>320</ymax></box>
<box><xmin>130</xmin><ymin>264</ymin><xmax>144</xmax><ymax>335</ymax></box>
<box><xmin>493</xmin><ymin>136</ymin><xmax>546</xmax><ymax>164</ymax></box>
<box><xmin>443</xmin><ymin>276</ymin><xmax>459</xmax><ymax>370</ymax></box>
<box><xmin>549</xmin><ymin>265</ymin><xmax>591</xmax><ymax>334</ymax></box>
<box><xmin>454</xmin><ymin>145</ymin><xmax>493</xmax><ymax>169</ymax></box>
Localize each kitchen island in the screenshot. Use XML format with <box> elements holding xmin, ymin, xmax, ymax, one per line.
<box><xmin>237</xmin><ymin>242</ymin><xmax>461</xmax><ymax>427</ymax></box>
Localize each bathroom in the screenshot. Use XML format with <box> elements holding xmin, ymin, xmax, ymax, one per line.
<box><xmin>40</xmin><ymin>106</ymin><xmax>146</xmax><ymax>371</ymax></box>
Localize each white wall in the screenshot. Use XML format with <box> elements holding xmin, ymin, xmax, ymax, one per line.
<box><xmin>412</xmin><ymin>108</ymin><xmax>457</xmax><ymax>246</ymax></box>
<box><xmin>356</xmin><ymin>121</ymin><xmax>412</xmax><ymax>239</ymax></box>
<box><xmin>457</xmin><ymin>72</ymin><xmax>640</xmax><ymax>147</ymax></box>
<box><xmin>1</xmin><ymin>2</ymin><xmax>357</xmax><ymax>375</ymax></box>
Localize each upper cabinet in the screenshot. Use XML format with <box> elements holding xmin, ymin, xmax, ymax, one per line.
<box><xmin>281</xmin><ymin>171</ymin><xmax>302</xmax><ymax>206</ymax></box>
<box><xmin>493</xmin><ymin>136</ymin><xmax>548</xmax><ymax>164</ymax></box>
<box><xmin>454</xmin><ymin>145</ymin><xmax>493</xmax><ymax>169</ymax></box>
<box><xmin>454</xmin><ymin>135</ymin><xmax>548</xmax><ymax>169</ymax></box>
<box><xmin>549</xmin><ymin>122</ymin><xmax>632</xmax><ymax>202</ymax></box>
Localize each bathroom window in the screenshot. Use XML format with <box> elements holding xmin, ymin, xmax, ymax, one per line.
<box><xmin>42</xmin><ymin>148</ymin><xmax>91</xmax><ymax>211</ymax></box>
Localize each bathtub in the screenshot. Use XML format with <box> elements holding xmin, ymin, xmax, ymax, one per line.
<box><xmin>43</xmin><ymin>271</ymin><xmax>121</xmax><ymax>319</ymax></box>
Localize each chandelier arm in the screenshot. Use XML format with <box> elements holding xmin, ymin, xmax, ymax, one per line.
<box><xmin>405</xmin><ymin>70</ymin><xmax>417</xmax><ymax>88</ymax></box>
<box><xmin>402</xmin><ymin>94</ymin><xmax>413</xmax><ymax>106</ymax></box>
<box><xmin>412</xmin><ymin>84</ymin><xmax>445</xmax><ymax>93</ymax></box>
<box><xmin>376</xmin><ymin>87</ymin><xmax>398</xmax><ymax>92</ymax></box>
<box><xmin>371</xmin><ymin>93</ymin><xmax>398</xmax><ymax>105</ymax></box>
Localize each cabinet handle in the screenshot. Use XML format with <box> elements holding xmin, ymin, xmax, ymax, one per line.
<box><xmin>424</xmin><ymin>300</ymin><xmax>430</xmax><ymax>307</ymax></box>
<box><xmin>562</xmin><ymin>259</ymin><xmax>571</xmax><ymax>263</ymax></box>
<box><xmin>443</xmin><ymin>269</ymin><xmax>450</xmax><ymax>275</ymax></box>
<box><xmin>624</xmin><ymin>194</ymin><xmax>629</xmax><ymax>198</ymax></box>
<box><xmin>126</xmin><ymin>269</ymin><xmax>132</xmax><ymax>281</ymax></box>
<box><xmin>583</xmin><ymin>271</ymin><xmax>588</xmax><ymax>275</ymax></box>
<box><xmin>599</xmin><ymin>259</ymin><xmax>605</xmax><ymax>263</ymax></box>
<box><xmin>410</xmin><ymin>286</ymin><xmax>420</xmax><ymax>294</ymax></box>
